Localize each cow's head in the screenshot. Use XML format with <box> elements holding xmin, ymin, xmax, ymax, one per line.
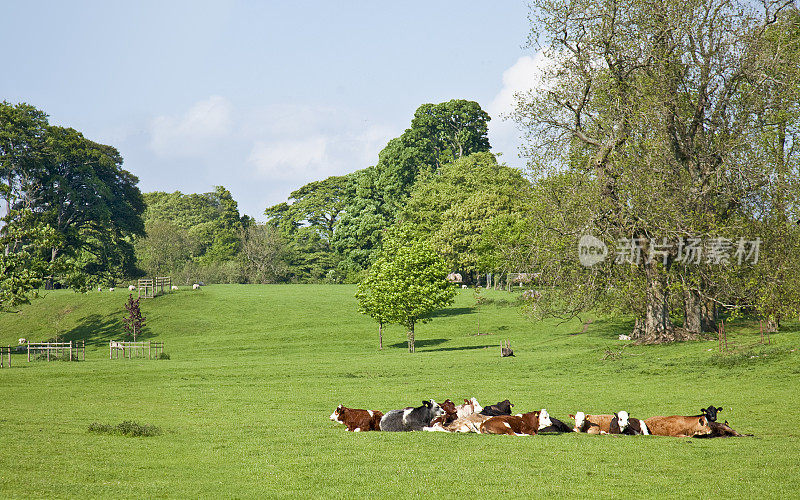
<box><xmin>470</xmin><ymin>397</ymin><xmax>483</xmax><ymax>413</ymax></box>
<box><xmin>426</xmin><ymin>400</ymin><xmax>446</xmax><ymax>418</ymax></box>
<box><xmin>700</xmin><ymin>406</ymin><xmax>722</xmax><ymax>422</ymax></box>
<box><xmin>330</xmin><ymin>405</ymin><xmax>345</xmax><ymax>422</ymax></box>
<box><xmin>441</xmin><ymin>399</ymin><xmax>457</xmax><ymax>415</ymax></box>
<box><xmin>616</xmin><ymin>411</ymin><xmax>630</xmax><ymax>431</ymax></box>
<box><xmin>538</xmin><ymin>409</ymin><xmax>553</xmax><ymax>430</ymax></box>
<box><xmin>571</xmin><ymin>412</ymin><xmax>586</xmax><ymax>431</ymax></box>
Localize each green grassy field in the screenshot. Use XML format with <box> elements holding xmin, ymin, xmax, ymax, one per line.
<box><xmin>1</xmin><ymin>285</ymin><xmax>798</xmax><ymax>498</ymax></box>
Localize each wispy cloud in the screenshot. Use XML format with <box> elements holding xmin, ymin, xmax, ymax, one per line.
<box><xmin>139</xmin><ymin>97</ymin><xmax>395</xmax><ymax>217</ymax></box>
<box><xmin>149</xmin><ymin>95</ymin><xmax>233</xmax><ymax>157</ymax></box>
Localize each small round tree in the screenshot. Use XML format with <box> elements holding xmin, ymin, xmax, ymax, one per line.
<box><xmin>122</xmin><ymin>294</ymin><xmax>146</xmax><ymax>341</ymax></box>
<box><xmin>357</xmin><ymin>235</ymin><xmax>456</xmax><ymax>353</ymax></box>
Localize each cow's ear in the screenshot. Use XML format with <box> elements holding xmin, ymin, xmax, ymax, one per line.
<box><xmin>716</xmin><ymin>406</ymin><xmax>723</xmax><ymax>413</ymax></box>
<box><xmin>614</xmin><ymin>413</ymin><xmax>618</xmax><ymax>418</ymax></box>
<box><xmin>423</xmin><ymin>400</ymin><xmax>431</xmax><ymax>408</ymax></box>
<box><xmin>701</xmin><ymin>407</ymin><xmax>707</xmax><ymax>414</ymax></box>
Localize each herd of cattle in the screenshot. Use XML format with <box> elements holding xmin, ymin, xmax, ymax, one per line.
<box><xmin>330</xmin><ymin>398</ymin><xmax>749</xmax><ymax>437</ymax></box>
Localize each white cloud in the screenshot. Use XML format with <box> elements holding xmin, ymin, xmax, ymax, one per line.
<box><xmin>487</xmin><ymin>51</ymin><xmax>554</xmax><ymax>169</ymax></box>
<box><xmin>149</xmin><ymin>95</ymin><xmax>233</xmax><ymax>157</ymax></box>
<box><xmin>247</xmin><ymin>136</ymin><xmax>329</xmax><ymax>181</ymax></box>
<box><xmin>139</xmin><ymin>97</ymin><xmax>396</xmax><ymax>218</ymax></box>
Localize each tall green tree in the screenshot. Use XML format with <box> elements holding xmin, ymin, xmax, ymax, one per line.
<box><xmin>0</xmin><ymin>102</ymin><xmax>48</xmax><ymax>225</ymax></box>
<box><xmin>356</xmin><ymin>231</ymin><xmax>456</xmax><ymax>353</ymax></box>
<box><xmin>24</xmin><ymin>126</ymin><xmax>145</xmax><ymax>288</ymax></box>
<box><xmin>514</xmin><ymin>0</ymin><xmax>800</xmax><ymax>342</ymax></box>
<box><xmin>398</xmin><ymin>152</ymin><xmax>528</xmax><ymax>281</ymax></box>
<box><xmin>334</xmin><ymin>99</ymin><xmax>492</xmax><ymax>271</ymax></box>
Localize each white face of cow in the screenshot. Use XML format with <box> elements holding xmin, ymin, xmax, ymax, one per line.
<box><xmin>330</xmin><ymin>405</ymin><xmax>343</xmax><ymax>422</ymax></box>
<box><xmin>574</xmin><ymin>411</ymin><xmax>586</xmax><ymax>431</ymax></box>
<box><xmin>538</xmin><ymin>409</ymin><xmax>553</xmax><ymax>430</ymax></box>
<box><xmin>617</xmin><ymin>411</ymin><xmax>629</xmax><ymax>431</ymax></box>
<box><xmin>471</xmin><ymin>398</ymin><xmax>483</xmax><ymax>414</ymax></box>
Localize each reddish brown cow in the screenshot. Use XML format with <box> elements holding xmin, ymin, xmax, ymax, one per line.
<box><xmin>480</xmin><ymin>411</ymin><xmax>542</xmax><ymax>436</ymax></box>
<box><xmin>570</xmin><ymin>412</ymin><xmax>615</xmax><ymax>434</ymax></box>
<box><xmin>329</xmin><ymin>405</ymin><xmax>383</xmax><ymax>432</ymax></box>
<box><xmin>644</xmin><ymin>415</ymin><xmax>713</xmax><ymax>437</ymax></box>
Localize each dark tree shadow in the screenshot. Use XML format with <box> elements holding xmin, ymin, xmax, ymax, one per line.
<box><xmin>61</xmin><ymin>313</ymin><xmax>151</xmax><ymax>346</ymax></box>
<box><xmin>426</xmin><ymin>307</ymin><xmax>474</xmax><ymax>319</ymax></box>
<box><xmin>423</xmin><ymin>344</ymin><xmax>495</xmax><ymax>352</ymax></box>
<box><xmin>388</xmin><ymin>338</ymin><xmax>449</xmax><ymax>349</ymax></box>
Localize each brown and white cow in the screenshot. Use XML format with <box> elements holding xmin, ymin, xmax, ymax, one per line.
<box><xmin>329</xmin><ymin>405</ymin><xmax>383</xmax><ymax>432</ymax></box>
<box><xmin>443</xmin><ymin>413</ymin><xmax>491</xmax><ymax>433</ymax></box>
<box><xmin>426</xmin><ymin>399</ymin><xmax>459</xmax><ymax>429</ymax></box>
<box><xmin>570</xmin><ymin>412</ymin><xmax>615</xmax><ymax>434</ymax></box>
<box><xmin>479</xmin><ymin>411</ymin><xmax>543</xmax><ymax>436</ymax></box>
<box><xmin>455</xmin><ymin>398</ymin><xmax>483</xmax><ymax>419</ymax></box>
<box><xmin>643</xmin><ymin>415</ymin><xmax>714</xmax><ymax>437</ymax></box>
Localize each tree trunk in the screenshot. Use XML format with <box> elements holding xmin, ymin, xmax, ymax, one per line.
<box><xmin>378</xmin><ymin>321</ymin><xmax>383</xmax><ymax>350</ymax></box>
<box><xmin>407</xmin><ymin>322</ymin><xmax>415</xmax><ymax>353</ymax></box>
<box><xmin>683</xmin><ymin>289</ymin><xmax>702</xmax><ymax>333</ymax></box>
<box><xmin>632</xmin><ymin>261</ymin><xmax>674</xmax><ymax>343</ymax></box>
<box><xmin>700</xmin><ymin>299</ymin><xmax>717</xmax><ymax>333</ymax></box>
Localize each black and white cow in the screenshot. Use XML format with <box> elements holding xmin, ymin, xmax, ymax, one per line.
<box><xmin>379</xmin><ymin>400</ymin><xmax>446</xmax><ymax>432</ymax></box>
<box><xmin>536</xmin><ymin>410</ymin><xmax>573</xmax><ymax>433</ymax></box>
<box><xmin>608</xmin><ymin>411</ymin><xmax>650</xmax><ymax>435</ymax></box>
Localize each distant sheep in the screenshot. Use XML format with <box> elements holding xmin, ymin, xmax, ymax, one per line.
<box><xmin>128</xmin><ymin>285</ymin><xmax>136</xmax><ymax>291</ymax></box>
<box><xmin>619</xmin><ymin>334</ymin><xmax>631</xmax><ymax>341</ymax></box>
<box><xmin>446</xmin><ymin>272</ymin><xmax>463</xmax><ymax>284</ymax></box>
<box><xmin>171</xmin><ymin>285</ymin><xmax>178</xmax><ymax>290</ymax></box>
<box><xmin>97</xmin><ymin>287</ymin><xmax>102</xmax><ymax>292</ymax></box>
<box><xmin>193</xmin><ymin>283</ymin><xmax>200</xmax><ymax>290</ymax></box>
<box><xmin>109</xmin><ymin>287</ymin><xmax>115</xmax><ymax>292</ymax></box>
<box><xmin>461</xmin><ymin>285</ymin><xmax>468</xmax><ymax>289</ymax></box>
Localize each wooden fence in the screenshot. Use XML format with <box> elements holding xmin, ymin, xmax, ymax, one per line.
<box><xmin>110</xmin><ymin>340</ymin><xmax>164</xmax><ymax>360</ymax></box>
<box><xmin>27</xmin><ymin>341</ymin><xmax>85</xmax><ymax>362</ymax></box>
<box><xmin>0</xmin><ymin>347</ymin><xmax>11</xmax><ymax>368</ymax></box>
<box><xmin>138</xmin><ymin>277</ymin><xmax>172</xmax><ymax>299</ymax></box>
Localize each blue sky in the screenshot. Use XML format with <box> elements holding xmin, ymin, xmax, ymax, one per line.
<box><xmin>2</xmin><ymin>1</ymin><xmax>543</xmax><ymax>219</ymax></box>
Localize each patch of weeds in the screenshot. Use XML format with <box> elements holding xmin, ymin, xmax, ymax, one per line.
<box><xmin>88</xmin><ymin>421</ymin><xmax>162</xmax><ymax>437</ymax></box>
<box><xmin>157</xmin><ymin>352</ymin><xmax>170</xmax><ymax>360</ymax></box>
<box><xmin>707</xmin><ymin>345</ymin><xmax>794</xmax><ymax>368</ymax></box>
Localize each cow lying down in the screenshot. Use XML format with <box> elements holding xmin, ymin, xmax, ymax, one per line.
<box><xmin>330</xmin><ymin>405</ymin><xmax>383</xmax><ymax>432</ymax></box>
<box><xmin>571</xmin><ymin>411</ymin><xmax>649</xmax><ymax>435</ymax></box>
<box><xmin>380</xmin><ymin>400</ymin><xmax>446</xmax><ymax>432</ymax></box>
<box><xmin>644</xmin><ymin>415</ymin><xmax>714</xmax><ymax>437</ymax></box>
<box><xmin>479</xmin><ymin>410</ymin><xmax>548</xmax><ymax>436</ymax></box>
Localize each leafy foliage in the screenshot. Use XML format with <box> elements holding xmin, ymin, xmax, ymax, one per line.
<box><xmin>356</xmin><ymin>231</ymin><xmax>456</xmax><ymax>352</ymax></box>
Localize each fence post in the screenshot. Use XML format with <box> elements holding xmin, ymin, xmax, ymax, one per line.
<box><xmin>28</xmin><ymin>343</ymin><xmax>31</xmax><ymax>362</ymax></box>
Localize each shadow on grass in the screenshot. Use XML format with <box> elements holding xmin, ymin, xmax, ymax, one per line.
<box><xmin>388</xmin><ymin>338</ymin><xmax>449</xmax><ymax>350</ymax></box>
<box><xmin>422</xmin><ymin>344</ymin><xmax>495</xmax><ymax>352</ymax></box>
<box><xmin>61</xmin><ymin>313</ymin><xmax>151</xmax><ymax>346</ymax></box>
<box><xmin>427</xmin><ymin>307</ymin><xmax>474</xmax><ymax>319</ymax></box>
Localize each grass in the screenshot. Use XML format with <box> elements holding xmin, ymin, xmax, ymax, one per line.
<box><xmin>0</xmin><ymin>285</ymin><xmax>798</xmax><ymax>498</ymax></box>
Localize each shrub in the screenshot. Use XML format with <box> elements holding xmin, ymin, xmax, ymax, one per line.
<box><xmin>88</xmin><ymin>421</ymin><xmax>162</xmax><ymax>437</ymax></box>
<box><xmin>158</xmin><ymin>352</ymin><xmax>170</xmax><ymax>360</ymax></box>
